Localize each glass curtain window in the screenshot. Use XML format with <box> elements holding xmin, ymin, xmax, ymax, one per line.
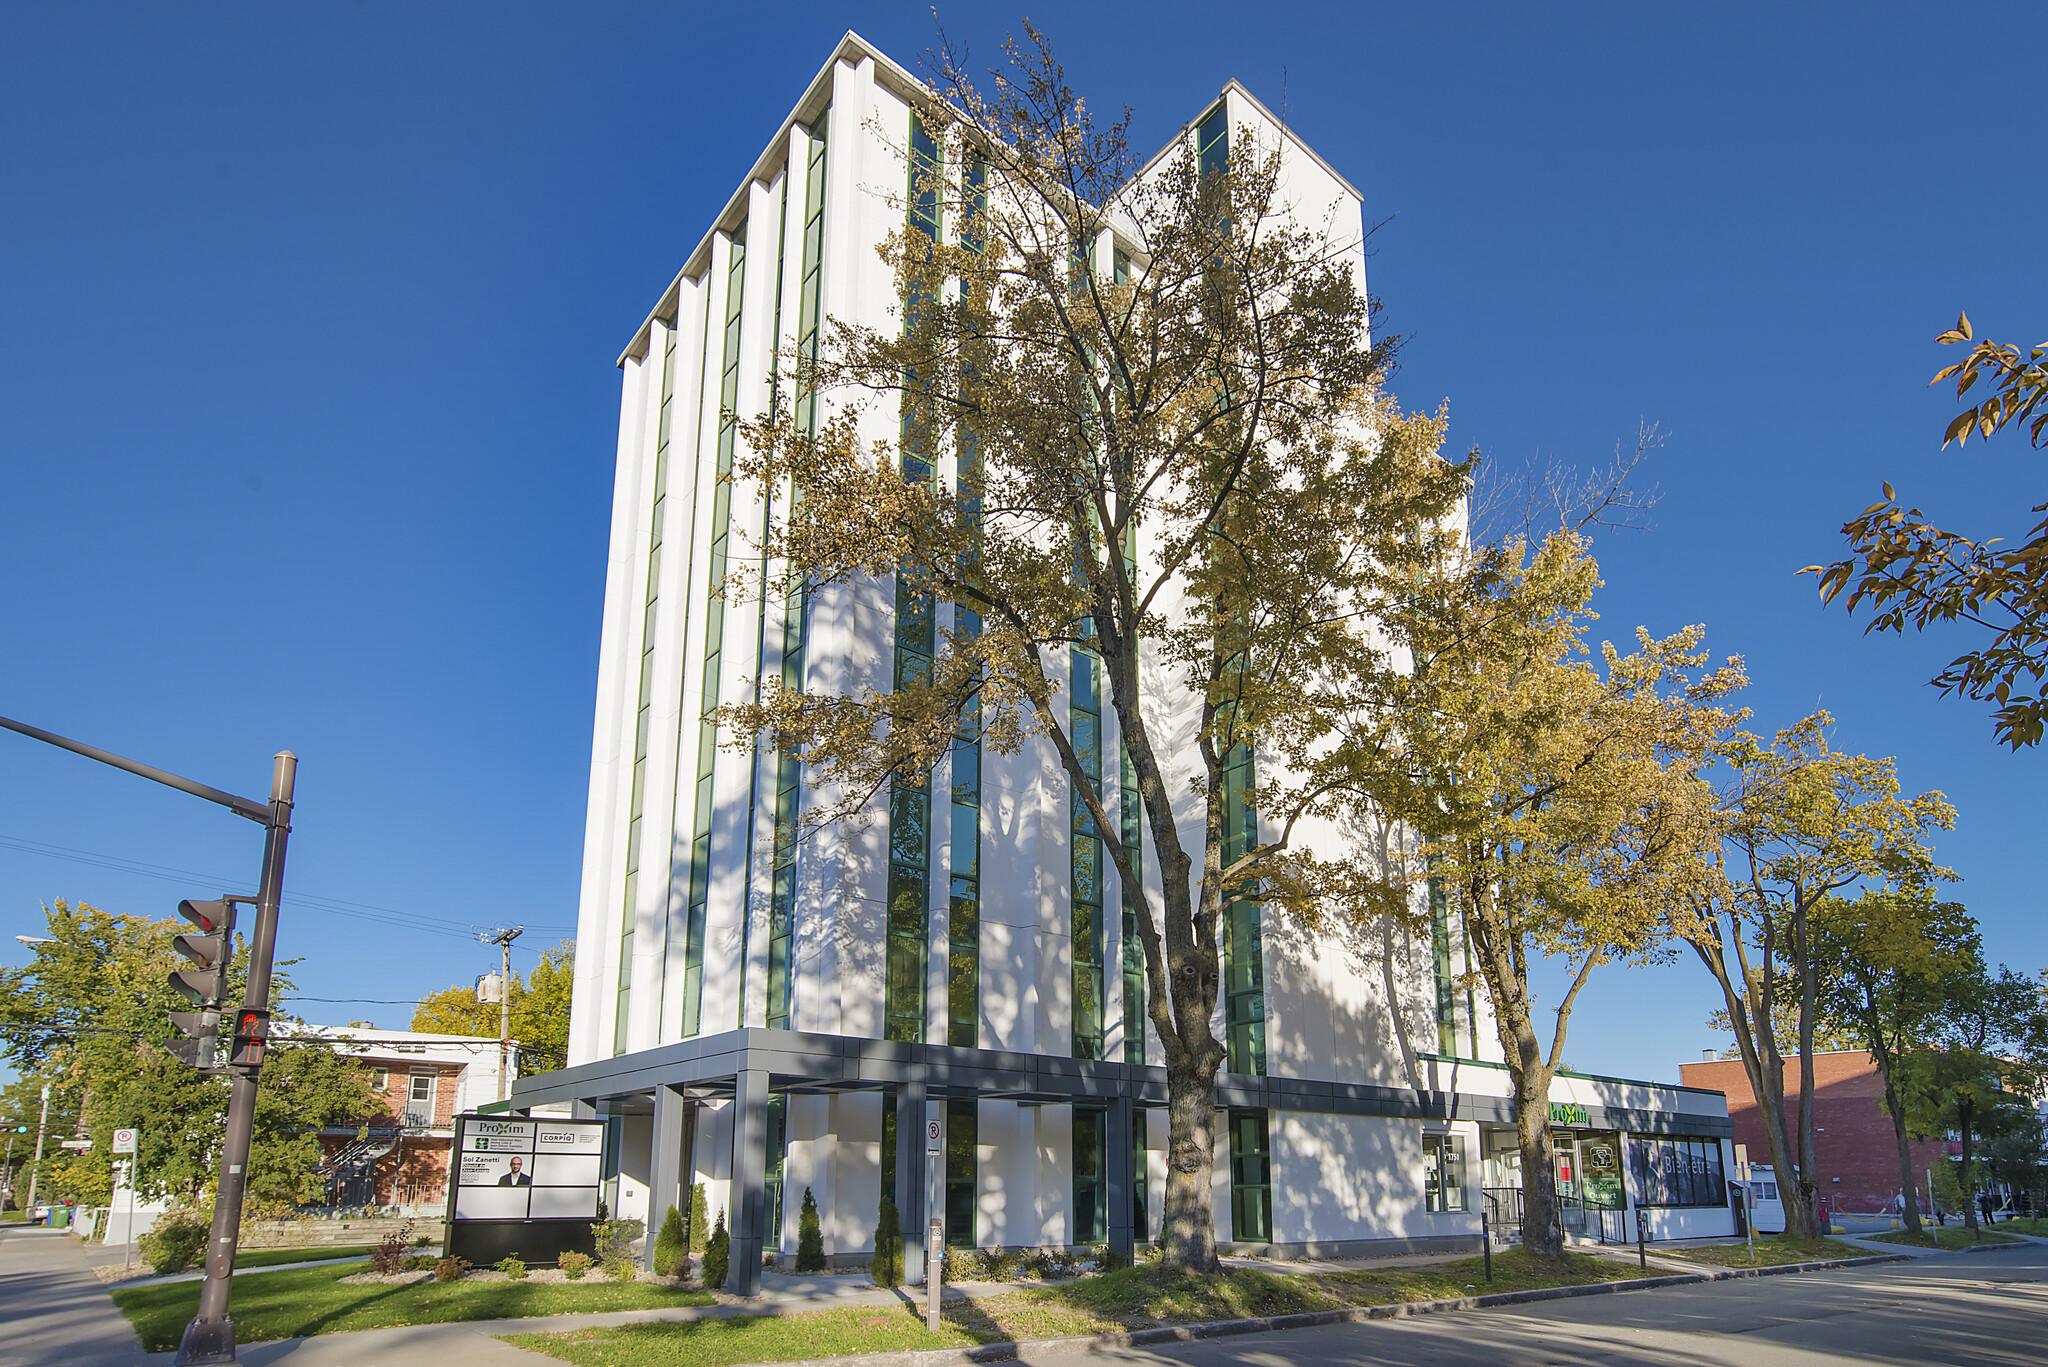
<box><xmin>1628</xmin><ymin>1136</ymin><xmax>1727</xmax><ymax>1207</ymax></box>
<box><xmin>1222</xmin><ymin>735</ymin><xmax>1265</xmax><ymax>1075</ymax></box>
<box><xmin>885</xmin><ymin>114</ymin><xmax>943</xmax><ymax>1044</ymax></box>
<box><xmin>762</xmin><ymin>1094</ymin><xmax>788</xmax><ymax>1252</ymax></box>
<box><xmin>1228</xmin><ymin>1108</ymin><xmax>1272</xmax><ymax>1242</ymax></box>
<box><xmin>1131</xmin><ymin>1120</ymin><xmax>1148</xmax><ymax>1241</ymax></box>
<box><xmin>678</xmin><ymin>225</ymin><xmax>748</xmax><ymax>1037</ymax></box>
<box><xmin>944</xmin><ymin>1099</ymin><xmax>977</xmax><ymax>1248</ymax></box>
<box><xmin>1072</xmin><ymin>649</ymin><xmax>1106</xmax><ymax>1059</ymax></box>
<box><xmin>1429</xmin><ymin>878</ymin><xmax>1458</xmax><ymax>1056</ymax></box>
<box><xmin>880</xmin><ymin>1088</ymin><xmax>897</xmax><ymax>1208</ymax></box>
<box><xmin>616</xmin><ymin>322</ymin><xmax>681</xmax><ymax>1054</ymax></box>
<box><xmin>767</xmin><ymin>114</ymin><xmax>829</xmax><ymax>1031</ymax></box>
<box><xmin>1117</xmin><ymin>527</ymin><xmax>1144</xmax><ymax>1064</ymax></box>
<box><xmin>1073</xmin><ymin>1108</ymin><xmax>1107</xmax><ymax>1245</ymax></box>
<box><xmin>947</xmin><ymin>152</ymin><xmax>987</xmax><ymax>1050</ymax></box>
<box><xmin>1423</xmin><ymin>1134</ymin><xmax>1466</xmax><ymax>1212</ymax></box>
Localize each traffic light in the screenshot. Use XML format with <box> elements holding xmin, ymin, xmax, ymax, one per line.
<box><xmin>228</xmin><ymin>1008</ymin><xmax>269</xmax><ymax>1069</ymax></box>
<box><xmin>169</xmin><ymin>899</ymin><xmax>235</xmax><ymax>1008</ymax></box>
<box><xmin>167</xmin><ymin>1010</ymin><xmax>222</xmax><ymax>1071</ymax></box>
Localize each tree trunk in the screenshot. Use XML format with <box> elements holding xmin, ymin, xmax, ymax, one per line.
<box><xmin>1879</xmin><ymin>1061</ymin><xmax>1922</xmax><ymax>1235</ymax></box>
<box><xmin>1792</xmin><ymin>892</ymin><xmax>1822</xmax><ymax>1233</ymax></box>
<box><xmin>1959</xmin><ymin>1107</ymin><xmax>1979</xmax><ymax>1235</ymax></box>
<box><xmin>1512</xmin><ymin>1055</ymin><xmax>1561</xmax><ymax>1255</ymax></box>
<box><xmin>1690</xmin><ymin>933</ymin><xmax>1818</xmax><ymax>1239</ymax></box>
<box><xmin>1161</xmin><ymin>1054</ymin><xmax>1222</xmax><ymax>1268</ymax></box>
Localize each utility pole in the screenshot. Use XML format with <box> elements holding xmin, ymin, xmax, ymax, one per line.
<box><xmin>25</xmin><ymin>1084</ymin><xmax>51</xmax><ymax>1211</ymax></box>
<box><xmin>481</xmin><ymin>927</ymin><xmax>523</xmax><ymax>1102</ymax></box>
<box><xmin>0</xmin><ymin>714</ymin><xmax>294</xmax><ymax>1366</ymax></box>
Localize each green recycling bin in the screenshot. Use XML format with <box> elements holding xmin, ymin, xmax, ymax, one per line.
<box><xmin>47</xmin><ymin>1206</ymin><xmax>71</xmax><ymax>1228</ymax></box>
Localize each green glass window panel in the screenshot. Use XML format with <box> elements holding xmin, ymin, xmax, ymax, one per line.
<box><xmin>890</xmin><ymin>785</ymin><xmax>930</xmax><ymax>869</ymax></box>
<box><xmin>1196</xmin><ymin>106</ymin><xmax>1228</xmax><ymax>180</ymax></box>
<box><xmin>1429</xmin><ymin>878</ymin><xmax>1457</xmax><ymax>1056</ymax></box>
<box><xmin>1228</xmin><ymin>1108</ymin><xmax>1271</xmax><ymax>1242</ymax></box>
<box><xmin>763</xmin><ymin>1096</ymin><xmax>788</xmax><ymax>1248</ymax></box>
<box><xmin>880</xmin><ymin>1089</ymin><xmax>897</xmax><ymax>1205</ymax></box>
<box><xmin>1073</xmin><ymin>1109</ymin><xmax>1106</xmax><ymax>1245</ymax></box>
<box><xmin>944</xmin><ymin>1100</ymin><xmax>976</xmax><ymax>1247</ymax></box>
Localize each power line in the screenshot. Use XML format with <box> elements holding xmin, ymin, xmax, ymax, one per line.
<box><xmin>0</xmin><ymin>833</ymin><xmax>574</xmax><ymax>946</ymax></box>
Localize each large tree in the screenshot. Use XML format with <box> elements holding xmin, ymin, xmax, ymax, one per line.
<box><xmin>1897</xmin><ymin>963</ymin><xmax>2046</xmax><ymax>1234</ymax></box>
<box><xmin>1665</xmin><ymin>719</ymin><xmax>1953</xmax><ymax>1238</ymax></box>
<box><xmin>1810</xmin><ymin>890</ymin><xmax>1979</xmax><ymax>1234</ymax></box>
<box><xmin>721</xmin><ymin>29</ymin><xmax>1464</xmax><ymax>1268</ymax></box>
<box><xmin>0</xmin><ymin>900</ymin><xmax>377</xmax><ymax>1212</ymax></box>
<box><xmin>1373</xmin><ymin>529</ymin><xmax>1743</xmax><ymax>1253</ymax></box>
<box><xmin>1808</xmin><ymin>313</ymin><xmax>2048</xmax><ymax>747</ymax></box>
<box><xmin>410</xmin><ymin>940</ymin><xmax>575</xmax><ymax>1073</ymax></box>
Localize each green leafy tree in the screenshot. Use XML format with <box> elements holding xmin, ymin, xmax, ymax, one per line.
<box><xmin>1375</xmin><ymin>530</ymin><xmax>1744</xmax><ymax>1254</ymax></box>
<box><xmin>1982</xmin><ymin>1114</ymin><xmax>2047</xmax><ymax>1215</ymax></box>
<box><xmin>688</xmin><ymin>1180</ymin><xmax>709</xmax><ymax>1254</ymax></box>
<box><xmin>725</xmin><ymin>26</ymin><xmax>1464</xmax><ymax>1271</ymax></box>
<box><xmin>703</xmin><ymin>1207</ymin><xmax>730</xmax><ymax>1290</ymax></box>
<box><xmin>1672</xmin><ymin>718</ymin><xmax>1955</xmax><ymax>1240</ymax></box>
<box><xmin>795</xmin><ymin>1186</ymin><xmax>826</xmax><ymax>1273</ymax></box>
<box><xmin>1810</xmin><ymin>891</ymin><xmax>1980</xmax><ymax>1234</ymax></box>
<box><xmin>871</xmin><ymin>1195</ymin><xmax>902</xmax><ymax>1288</ymax></box>
<box><xmin>0</xmin><ymin>900</ymin><xmax>377</xmax><ymax>1210</ymax></box>
<box><xmin>652</xmin><ymin>1202</ymin><xmax>689</xmax><ymax>1277</ymax></box>
<box><xmin>1897</xmin><ymin>964</ymin><xmax>2046</xmax><ymax>1234</ymax></box>
<box><xmin>408</xmin><ymin>941</ymin><xmax>575</xmax><ymax>1073</ymax></box>
<box><xmin>1807</xmin><ymin>313</ymin><xmax>2048</xmax><ymax>747</ymax></box>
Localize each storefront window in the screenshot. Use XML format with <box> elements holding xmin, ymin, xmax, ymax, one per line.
<box><xmin>1629</xmin><ymin>1135</ymin><xmax>1726</xmax><ymax>1207</ymax></box>
<box><xmin>1423</xmin><ymin>1134</ymin><xmax>1466</xmax><ymax>1212</ymax></box>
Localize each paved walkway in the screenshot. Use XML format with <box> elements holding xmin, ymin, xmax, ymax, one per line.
<box><xmin>0</xmin><ymin>1225</ymin><xmax>150</xmax><ymax>1367</ymax></box>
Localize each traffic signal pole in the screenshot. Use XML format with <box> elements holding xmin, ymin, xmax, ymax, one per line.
<box><xmin>178</xmin><ymin>751</ymin><xmax>292</xmax><ymax>1365</ymax></box>
<box><xmin>0</xmin><ymin>715</ymin><xmax>293</xmax><ymax>1366</ymax></box>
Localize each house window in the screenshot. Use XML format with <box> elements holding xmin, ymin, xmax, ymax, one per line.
<box><xmin>372</xmin><ymin>1069</ymin><xmax>388</xmax><ymax>1090</ymax></box>
<box><xmin>1423</xmin><ymin>1134</ymin><xmax>1466</xmax><ymax>1212</ymax></box>
<box><xmin>409</xmin><ymin>1073</ymin><xmax>435</xmax><ymax>1105</ymax></box>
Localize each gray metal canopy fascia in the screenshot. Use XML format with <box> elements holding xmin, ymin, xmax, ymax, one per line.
<box><xmin>512</xmin><ymin>1026</ymin><xmax>1486</xmax><ymax>1124</ymax></box>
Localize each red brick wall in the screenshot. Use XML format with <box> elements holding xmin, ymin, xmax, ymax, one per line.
<box><xmin>1680</xmin><ymin>1052</ymin><xmax>1947</xmax><ymax>1212</ymax></box>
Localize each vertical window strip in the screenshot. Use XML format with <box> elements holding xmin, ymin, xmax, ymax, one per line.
<box><xmin>740</xmin><ymin>171</ymin><xmax>792</xmax><ymax>1028</ymax></box>
<box><xmin>679</xmin><ymin>226</ymin><xmax>748</xmax><ymax>1037</ymax></box>
<box><xmin>1117</xmin><ymin>528</ymin><xmax>1144</xmax><ymax>1065</ymax></box>
<box><xmin>615</xmin><ymin>323</ymin><xmax>679</xmax><ymax>1055</ymax></box>
<box><xmin>1222</xmin><ymin>735</ymin><xmax>1265</xmax><ymax>1075</ymax></box>
<box><xmin>885</xmin><ymin>114</ymin><xmax>942</xmax><ymax>1044</ymax></box>
<box><xmin>762</xmin><ymin>1094</ymin><xmax>788</xmax><ymax>1253</ymax></box>
<box><xmin>1429</xmin><ymin>877</ymin><xmax>1458</xmax><ymax>1056</ymax></box>
<box><xmin>1073</xmin><ymin>1107</ymin><xmax>1106</xmax><ymax>1245</ymax></box>
<box><xmin>944</xmin><ymin>1099</ymin><xmax>976</xmax><ymax>1248</ymax></box>
<box><xmin>1228</xmin><ymin>1107</ymin><xmax>1272</xmax><ymax>1242</ymax></box>
<box><xmin>768</xmin><ymin>114</ymin><xmax>829</xmax><ymax>1031</ymax></box>
<box><xmin>946</xmin><ymin>151</ymin><xmax>987</xmax><ymax>1051</ymax></box>
<box><xmin>1071</xmin><ymin>648</ymin><xmax>1105</xmax><ymax>1060</ymax></box>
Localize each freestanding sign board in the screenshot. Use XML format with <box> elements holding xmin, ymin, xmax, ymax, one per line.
<box><xmin>444</xmin><ymin>1113</ymin><xmax>609</xmax><ymax>1267</ymax></box>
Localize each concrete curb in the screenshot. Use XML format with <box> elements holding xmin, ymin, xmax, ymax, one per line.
<box><xmin>541</xmin><ymin>1253</ymin><xmax>1913</xmax><ymax>1367</ymax></box>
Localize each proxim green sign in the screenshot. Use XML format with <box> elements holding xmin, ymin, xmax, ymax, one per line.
<box><xmin>1549</xmin><ymin>1101</ymin><xmax>1590</xmax><ymax>1127</ymax></box>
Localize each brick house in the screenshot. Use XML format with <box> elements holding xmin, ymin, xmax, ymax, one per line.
<box><xmin>295</xmin><ymin>1025</ymin><xmax>517</xmax><ymax>1212</ymax></box>
<box><xmin>1679</xmin><ymin>1050</ymin><xmax>1947</xmax><ymax>1213</ymax></box>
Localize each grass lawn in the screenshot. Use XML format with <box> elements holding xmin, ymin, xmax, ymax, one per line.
<box><xmin>1993</xmin><ymin>1217</ymin><xmax>2047</xmax><ymax>1237</ymax></box>
<box><xmin>234</xmin><ymin>1244</ymin><xmax>377</xmax><ymax>1270</ymax></box>
<box><xmin>506</xmin><ymin>1254</ymin><xmax>1641</xmax><ymax>1367</ymax></box>
<box><xmin>111</xmin><ymin>1261</ymin><xmax>715</xmax><ymax>1351</ymax></box>
<box><xmin>1662</xmin><ymin>1236</ymin><xmax>1868</xmax><ymax>1268</ymax></box>
<box><xmin>1866</xmin><ymin>1226</ymin><xmax>2025</xmax><ymax>1251</ymax></box>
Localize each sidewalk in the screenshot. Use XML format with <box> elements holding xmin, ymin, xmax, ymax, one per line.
<box><xmin>0</xmin><ymin>1225</ymin><xmax>150</xmax><ymax>1367</ymax></box>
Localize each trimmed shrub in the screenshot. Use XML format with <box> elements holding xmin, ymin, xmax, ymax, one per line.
<box><xmin>689</xmin><ymin>1182</ymin><xmax>711</xmax><ymax>1254</ymax></box>
<box><xmin>652</xmin><ymin>1203</ymin><xmax>690</xmax><ymax>1279</ymax></box>
<box><xmin>605</xmin><ymin>1255</ymin><xmax>637</xmax><ymax>1282</ymax></box>
<box><xmin>402</xmin><ymin>1254</ymin><xmax>437</xmax><ymax>1272</ymax></box>
<box><xmin>871</xmin><ymin>1196</ymin><xmax>902</xmax><ymax>1288</ymax></box>
<box><xmin>433</xmin><ymin>1256</ymin><xmax>470</xmax><ymax>1282</ymax></box>
<box><xmin>795</xmin><ymin>1187</ymin><xmax>827</xmax><ymax>1273</ymax></box>
<box><xmin>139</xmin><ymin>1210</ymin><xmax>208</xmax><ymax>1275</ymax></box>
<box><xmin>495</xmin><ymin>1254</ymin><xmax>527</xmax><ymax>1280</ymax></box>
<box><xmin>557</xmin><ymin>1250</ymin><xmax>593</xmax><ymax>1280</ymax></box>
<box><xmin>703</xmin><ymin>1208</ymin><xmax>730</xmax><ymax>1290</ymax></box>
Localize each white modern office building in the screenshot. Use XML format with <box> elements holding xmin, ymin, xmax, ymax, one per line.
<box><xmin>509</xmin><ymin>32</ymin><xmax>1734</xmax><ymax>1287</ymax></box>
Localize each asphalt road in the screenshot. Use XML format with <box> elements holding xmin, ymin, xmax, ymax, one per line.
<box><xmin>1026</xmin><ymin>1242</ymin><xmax>2048</xmax><ymax>1367</ymax></box>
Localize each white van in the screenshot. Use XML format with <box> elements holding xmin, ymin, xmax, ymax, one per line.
<box><xmin>1738</xmin><ymin>1166</ymin><xmax>1789</xmax><ymax>1234</ymax></box>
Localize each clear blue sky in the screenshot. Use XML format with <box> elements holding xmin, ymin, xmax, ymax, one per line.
<box><xmin>3</xmin><ymin>3</ymin><xmax>2042</xmax><ymax>1090</ymax></box>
